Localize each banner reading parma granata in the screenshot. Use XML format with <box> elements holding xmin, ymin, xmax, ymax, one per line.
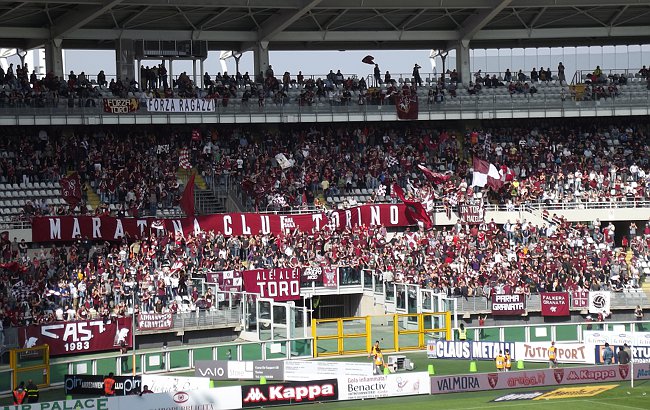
<box><xmin>18</xmin><ymin>317</ymin><xmax>133</xmax><ymax>356</ymax></box>
<box><xmin>31</xmin><ymin>204</ymin><xmax>414</xmax><ymax>242</ymax></box>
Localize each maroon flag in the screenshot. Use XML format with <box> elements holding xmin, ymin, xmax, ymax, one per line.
<box><xmin>417</xmin><ymin>165</ymin><xmax>451</xmax><ymax>184</ymax></box>
<box><xmin>491</xmin><ymin>294</ymin><xmax>526</xmax><ymax>315</ymax></box>
<box><xmin>60</xmin><ymin>173</ymin><xmax>82</xmax><ymax>208</ymax></box>
<box><xmin>540</xmin><ymin>292</ymin><xmax>570</xmax><ymax>316</ymax></box>
<box><xmin>180</xmin><ymin>173</ymin><xmax>196</xmax><ymax>216</ymax></box>
<box><xmin>396</xmin><ymin>93</ymin><xmax>418</xmax><ymax>120</ymax></box>
<box><xmin>391</xmin><ymin>183</ymin><xmax>432</xmax><ymax>229</ymax></box>
<box><xmin>361</xmin><ymin>55</ymin><xmax>375</xmax><ymax>65</ymax></box>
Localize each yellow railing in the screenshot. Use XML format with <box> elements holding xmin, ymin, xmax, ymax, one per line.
<box><xmin>312</xmin><ymin>312</ymin><xmax>451</xmax><ymax>357</ymax></box>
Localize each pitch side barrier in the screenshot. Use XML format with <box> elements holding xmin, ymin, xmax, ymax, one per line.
<box><xmin>12</xmin><ymin>363</ymin><xmax>650</xmax><ymax>410</ymax></box>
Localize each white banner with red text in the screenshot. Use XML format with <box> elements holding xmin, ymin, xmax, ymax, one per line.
<box><xmin>31</xmin><ymin>203</ymin><xmax>416</xmax><ymax>242</ymax></box>
<box><xmin>514</xmin><ymin>342</ymin><xmax>594</xmax><ymax>364</ymax></box>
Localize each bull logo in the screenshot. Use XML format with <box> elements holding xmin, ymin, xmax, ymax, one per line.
<box><xmin>487</xmin><ymin>373</ymin><xmax>498</xmax><ymax>388</ymax></box>
<box><xmin>553</xmin><ymin>368</ymin><xmax>565</xmax><ymax>383</ymax></box>
<box><xmin>619</xmin><ymin>364</ymin><xmax>630</xmax><ymax>379</ymax></box>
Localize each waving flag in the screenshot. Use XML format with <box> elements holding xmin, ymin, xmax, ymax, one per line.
<box><xmin>362</xmin><ymin>55</ymin><xmax>375</xmax><ymax>65</ymax></box>
<box><xmin>179</xmin><ymin>148</ymin><xmax>192</xmax><ymax>170</ymax></box>
<box><xmin>472</xmin><ymin>157</ymin><xmax>503</xmax><ymax>190</ymax></box>
<box><xmin>417</xmin><ymin>165</ymin><xmax>451</xmax><ymax>184</ymax></box>
<box><xmin>391</xmin><ymin>183</ymin><xmax>432</xmax><ymax>229</ymax></box>
<box><xmin>179</xmin><ymin>173</ymin><xmax>196</xmax><ymax>216</ymax></box>
<box><xmin>60</xmin><ymin>173</ymin><xmax>82</xmax><ymax>207</ymax></box>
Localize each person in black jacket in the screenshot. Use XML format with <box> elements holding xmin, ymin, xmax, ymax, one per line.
<box><xmin>25</xmin><ymin>379</ymin><xmax>39</xmax><ymax>403</ymax></box>
<box><xmin>617</xmin><ymin>344</ymin><xmax>631</xmax><ymax>365</ymax></box>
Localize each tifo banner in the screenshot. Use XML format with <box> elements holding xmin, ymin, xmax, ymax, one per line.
<box><xmin>322</xmin><ymin>267</ymin><xmax>337</xmax><ymax>288</ymax></box>
<box><xmin>571</xmin><ymin>289</ymin><xmax>589</xmax><ymax>308</ymax></box>
<box><xmin>540</xmin><ymin>292</ymin><xmax>570</xmax><ymax>317</ymax></box>
<box><xmin>491</xmin><ymin>294</ymin><xmax>526</xmax><ymax>315</ymax></box>
<box><xmin>515</xmin><ymin>342</ymin><xmax>592</xmax><ymax>364</ymax></box>
<box><xmin>195</xmin><ymin>360</ymin><xmax>285</xmax><ymax>381</ymax></box>
<box><xmin>31</xmin><ymin>203</ymin><xmax>414</xmax><ymax>242</ymax></box>
<box><xmin>241</xmin><ymin>379</ymin><xmax>339</xmax><ymax>407</ymax></box>
<box><xmin>137</xmin><ymin>313</ymin><xmax>173</xmax><ymax>330</ymax></box>
<box><xmin>284</xmin><ymin>361</ymin><xmax>373</xmax><ymax>382</ymax></box>
<box><xmin>141</xmin><ymin>375</ymin><xmax>211</xmax><ymax>393</ymax></box>
<box><xmin>64</xmin><ymin>374</ymin><xmax>141</xmax><ymax>396</ymax></box>
<box><xmin>582</xmin><ymin>331</ymin><xmax>650</xmax><ymax>347</ymax></box>
<box><xmin>426</xmin><ymin>340</ymin><xmax>516</xmax><ymax>361</ymax></box>
<box><xmin>301</xmin><ymin>266</ymin><xmax>337</xmax><ymax>288</ymax></box>
<box><xmin>103</xmin><ymin>98</ymin><xmax>139</xmax><ymax>113</ymax></box>
<box><xmin>588</xmin><ymin>291</ymin><xmax>611</xmax><ymax>314</ymax></box>
<box><xmin>19</xmin><ymin>317</ymin><xmax>132</xmax><ymax>356</ymax></box>
<box><xmin>60</xmin><ymin>172</ymin><xmax>82</xmax><ymax>208</ymax></box>
<box><xmin>396</xmin><ymin>93</ymin><xmax>418</xmax><ymax>120</ymax></box>
<box><xmin>205</xmin><ymin>270</ymin><xmax>243</xmax><ymax>292</ymax></box>
<box><xmin>430</xmin><ymin>364</ymin><xmax>638</xmax><ymax>394</ymax></box>
<box><xmin>242</xmin><ymin>268</ymin><xmax>301</xmax><ymax>302</ymax></box>
<box><xmin>146</xmin><ymin>98</ymin><xmax>215</xmax><ymax>113</ymax></box>
<box><xmin>458</xmin><ymin>202</ymin><xmax>485</xmax><ymax>224</ymax></box>
<box><xmin>338</xmin><ymin>372</ymin><xmax>431</xmax><ymax>400</ymax></box>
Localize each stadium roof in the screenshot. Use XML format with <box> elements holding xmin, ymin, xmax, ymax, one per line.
<box><xmin>1</xmin><ymin>0</ymin><xmax>650</xmax><ymax>51</ymax></box>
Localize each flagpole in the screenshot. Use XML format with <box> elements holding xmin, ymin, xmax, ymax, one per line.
<box><xmin>631</xmin><ymin>321</ymin><xmax>635</xmax><ymax>389</ymax></box>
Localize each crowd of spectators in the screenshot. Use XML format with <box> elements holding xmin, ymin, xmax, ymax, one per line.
<box><xmin>0</xmin><ymin>118</ymin><xmax>648</xmax><ymax>330</ymax></box>
<box><xmin>2</xmin><ymin>59</ymin><xmax>650</xmax><ymax>110</ymax></box>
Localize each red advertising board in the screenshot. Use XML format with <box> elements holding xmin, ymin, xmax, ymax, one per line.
<box><xmin>571</xmin><ymin>289</ymin><xmax>589</xmax><ymax>308</ymax></box>
<box><xmin>491</xmin><ymin>294</ymin><xmax>526</xmax><ymax>316</ymax></box>
<box><xmin>18</xmin><ymin>317</ymin><xmax>132</xmax><ymax>356</ymax></box>
<box><xmin>540</xmin><ymin>292</ymin><xmax>570</xmax><ymax>316</ymax></box>
<box><xmin>31</xmin><ymin>203</ymin><xmax>413</xmax><ymax>242</ymax></box>
<box><xmin>137</xmin><ymin>313</ymin><xmax>173</xmax><ymax>330</ymax></box>
<box><xmin>242</xmin><ymin>269</ymin><xmax>301</xmax><ymax>301</ymax></box>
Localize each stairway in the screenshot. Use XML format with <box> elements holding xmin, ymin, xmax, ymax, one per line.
<box><xmin>85</xmin><ymin>182</ymin><xmax>101</xmax><ymax>210</ymax></box>
<box><xmin>177</xmin><ymin>168</ymin><xmax>207</xmax><ymax>190</ymax></box>
<box><xmin>195</xmin><ymin>189</ymin><xmax>226</xmax><ymax>215</ymax></box>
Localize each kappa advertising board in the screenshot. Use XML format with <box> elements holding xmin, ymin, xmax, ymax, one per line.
<box><xmin>284</xmin><ymin>360</ymin><xmax>374</xmax><ymax>381</ymax></box>
<box><xmin>19</xmin><ymin>317</ymin><xmax>132</xmax><ymax>356</ymax></box>
<box><xmin>338</xmin><ymin>372</ymin><xmax>431</xmax><ymax>400</ymax></box>
<box><xmin>430</xmin><ymin>364</ymin><xmax>634</xmax><ymax>394</ymax></box>
<box><xmin>241</xmin><ymin>379</ymin><xmax>338</xmax><ymax>407</ymax></box>
<box><xmin>491</xmin><ymin>294</ymin><xmax>526</xmax><ymax>315</ymax></box>
<box><xmin>426</xmin><ymin>340</ymin><xmax>516</xmax><ymax>360</ymax></box>
<box><xmin>65</xmin><ymin>375</ymin><xmax>142</xmax><ymax>396</ymax></box>
<box><xmin>194</xmin><ymin>360</ymin><xmax>285</xmax><ymax>380</ymax></box>
<box><xmin>515</xmin><ymin>342</ymin><xmax>593</xmax><ymax>364</ymax></box>
<box><xmin>31</xmin><ymin>204</ymin><xmax>413</xmax><ymax>242</ymax></box>
<box><xmin>540</xmin><ymin>292</ymin><xmax>570</xmax><ymax>316</ymax></box>
<box><xmin>242</xmin><ymin>268</ymin><xmax>301</xmax><ymax>302</ymax></box>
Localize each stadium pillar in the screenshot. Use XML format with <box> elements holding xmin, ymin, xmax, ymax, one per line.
<box><xmin>44</xmin><ymin>39</ymin><xmax>64</xmax><ymax>79</ymax></box>
<box><xmin>115</xmin><ymin>39</ymin><xmax>136</xmax><ymax>81</ymax></box>
<box><xmin>253</xmin><ymin>42</ymin><xmax>270</xmax><ymax>79</ymax></box>
<box><xmin>455</xmin><ymin>40</ymin><xmax>471</xmax><ymax>85</ymax></box>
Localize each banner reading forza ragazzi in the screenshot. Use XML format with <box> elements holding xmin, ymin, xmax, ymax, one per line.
<box><xmin>31</xmin><ymin>203</ymin><xmax>414</xmax><ymax>242</ymax></box>
<box><xmin>146</xmin><ymin>98</ymin><xmax>215</xmax><ymax>113</ymax></box>
<box><xmin>19</xmin><ymin>317</ymin><xmax>132</xmax><ymax>356</ymax></box>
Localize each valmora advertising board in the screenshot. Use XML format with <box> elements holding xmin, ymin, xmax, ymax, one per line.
<box><xmin>426</xmin><ymin>340</ymin><xmax>517</xmax><ymax>360</ymax></box>
<box><xmin>430</xmin><ymin>364</ymin><xmax>634</xmax><ymax>394</ymax></box>
<box><xmin>515</xmin><ymin>342</ymin><xmax>593</xmax><ymax>364</ymax></box>
<box><xmin>241</xmin><ymin>379</ymin><xmax>338</xmax><ymax>407</ymax></box>
<box><xmin>338</xmin><ymin>372</ymin><xmax>431</xmax><ymax>400</ymax></box>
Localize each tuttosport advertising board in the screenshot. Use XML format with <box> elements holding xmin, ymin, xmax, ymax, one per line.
<box><xmin>430</xmin><ymin>364</ymin><xmax>647</xmax><ymax>394</ymax></box>
<box><xmin>338</xmin><ymin>372</ymin><xmax>431</xmax><ymax>400</ymax></box>
<box><xmin>241</xmin><ymin>379</ymin><xmax>339</xmax><ymax>407</ymax></box>
<box><xmin>514</xmin><ymin>342</ymin><xmax>593</xmax><ymax>364</ymax></box>
<box><xmin>18</xmin><ymin>317</ymin><xmax>132</xmax><ymax>356</ymax></box>
<box><xmin>427</xmin><ymin>340</ymin><xmax>517</xmax><ymax>360</ymax></box>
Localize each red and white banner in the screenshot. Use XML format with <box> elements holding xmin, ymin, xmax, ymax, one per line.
<box><xmin>138</xmin><ymin>313</ymin><xmax>173</xmax><ymax>330</ymax></box>
<box><xmin>540</xmin><ymin>292</ymin><xmax>570</xmax><ymax>317</ymax></box>
<box><xmin>571</xmin><ymin>289</ymin><xmax>589</xmax><ymax>308</ymax></box>
<box><xmin>396</xmin><ymin>93</ymin><xmax>418</xmax><ymax>120</ymax></box>
<box><xmin>31</xmin><ymin>204</ymin><xmax>413</xmax><ymax>242</ymax></box>
<box><xmin>491</xmin><ymin>294</ymin><xmax>526</xmax><ymax>316</ymax></box>
<box><xmin>322</xmin><ymin>267</ymin><xmax>337</xmax><ymax>288</ymax></box>
<box><xmin>18</xmin><ymin>317</ymin><xmax>132</xmax><ymax>356</ymax></box>
<box><xmin>242</xmin><ymin>269</ymin><xmax>301</xmax><ymax>302</ymax></box>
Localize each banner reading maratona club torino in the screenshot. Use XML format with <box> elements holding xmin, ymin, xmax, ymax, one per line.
<box><xmin>31</xmin><ymin>204</ymin><xmax>416</xmax><ymax>242</ymax></box>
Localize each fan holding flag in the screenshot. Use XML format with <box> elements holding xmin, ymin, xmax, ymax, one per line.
<box><xmin>391</xmin><ymin>183</ymin><xmax>432</xmax><ymax>229</ymax></box>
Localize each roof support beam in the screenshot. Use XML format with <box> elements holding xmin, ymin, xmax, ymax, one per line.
<box><xmin>257</xmin><ymin>0</ymin><xmax>323</xmax><ymax>43</ymax></box>
<box><xmin>50</xmin><ymin>0</ymin><xmax>124</xmax><ymax>39</ymax></box>
<box><xmin>459</xmin><ymin>0</ymin><xmax>512</xmax><ymax>42</ymax></box>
